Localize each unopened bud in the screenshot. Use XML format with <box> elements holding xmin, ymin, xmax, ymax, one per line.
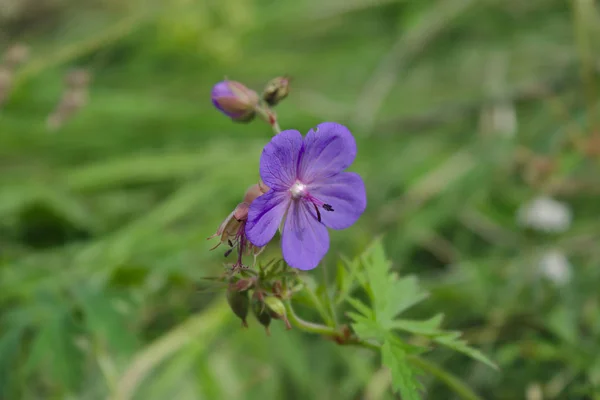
<box><xmin>232</xmin><ymin>277</ymin><xmax>255</xmax><ymax>292</ymax></box>
<box><xmin>227</xmin><ymin>289</ymin><xmax>250</xmax><ymax>328</ymax></box>
<box><xmin>252</xmin><ymin>298</ymin><xmax>272</xmax><ymax>335</ymax></box>
<box><xmin>262</xmin><ymin>76</ymin><xmax>290</xmax><ymax>107</ymax></box>
<box><xmin>211</xmin><ymin>80</ymin><xmax>259</xmax><ymax>122</ymax></box>
<box><xmin>264</xmin><ymin>297</ymin><xmax>291</xmax><ymax>330</ymax></box>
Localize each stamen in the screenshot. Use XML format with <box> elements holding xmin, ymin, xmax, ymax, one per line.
<box><xmin>323</xmin><ymin>204</ymin><xmax>334</xmax><ymax>212</ymax></box>
<box><xmin>224</xmin><ymin>248</ymin><xmax>233</xmax><ymax>257</ymax></box>
<box><xmin>313</xmin><ymin>203</ymin><xmax>322</xmax><ymax>222</ymax></box>
<box><xmin>228</xmin><ymin>239</ymin><xmax>234</xmax><ymax>247</ymax></box>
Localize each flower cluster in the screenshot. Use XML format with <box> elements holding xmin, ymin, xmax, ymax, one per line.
<box><xmin>209</xmin><ymin>77</ymin><xmax>366</xmax><ymax>272</ymax></box>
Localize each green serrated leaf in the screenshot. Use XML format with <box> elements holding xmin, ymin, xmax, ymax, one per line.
<box><xmin>382</xmin><ymin>337</ymin><xmax>423</xmax><ymax>400</ymax></box>
<box><xmin>336</xmin><ymin>255</ymin><xmax>366</xmax><ymax>305</ymax></box>
<box><xmin>346</xmin><ymin>297</ymin><xmax>374</xmax><ymax>319</ymax></box>
<box><xmin>390</xmin><ymin>314</ymin><xmax>445</xmax><ymax>336</ymax></box>
<box><xmin>435</xmin><ymin>333</ymin><xmax>498</xmax><ymax>370</ymax></box>
<box><xmin>348</xmin><ymin>314</ymin><xmax>384</xmax><ymax>340</ymax></box>
<box><xmin>359</xmin><ymin>240</ymin><xmax>429</xmax><ymax>326</ymax></box>
<box><xmin>382</xmin><ymin>275</ymin><xmax>429</xmax><ymax>322</ymax></box>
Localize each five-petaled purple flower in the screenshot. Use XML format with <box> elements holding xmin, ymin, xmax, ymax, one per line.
<box><xmin>245</xmin><ymin>122</ymin><xmax>367</xmax><ymax>270</ymax></box>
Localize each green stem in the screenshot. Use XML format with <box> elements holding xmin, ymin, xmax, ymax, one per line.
<box><xmin>255</xmin><ymin>104</ymin><xmax>281</xmax><ymax>135</ymax></box>
<box><xmin>284</xmin><ymin>299</ymin><xmax>338</xmax><ymax>336</ymax></box>
<box><xmin>271</xmin><ymin>120</ymin><xmax>282</xmax><ymax>134</ymax></box>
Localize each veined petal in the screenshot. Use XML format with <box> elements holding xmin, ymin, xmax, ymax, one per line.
<box><xmin>309</xmin><ymin>172</ymin><xmax>366</xmax><ymax>230</ymax></box>
<box><xmin>259</xmin><ymin>129</ymin><xmax>303</xmax><ymax>190</ymax></box>
<box><xmin>246</xmin><ymin>190</ymin><xmax>290</xmax><ymax>247</ymax></box>
<box><xmin>298</xmin><ymin>122</ymin><xmax>357</xmax><ymax>183</ymax></box>
<box><xmin>282</xmin><ymin>200</ymin><xmax>329</xmax><ymax>270</ymax></box>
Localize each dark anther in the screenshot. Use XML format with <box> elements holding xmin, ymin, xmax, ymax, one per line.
<box><xmin>313</xmin><ymin>203</ymin><xmax>322</xmax><ymax>222</ymax></box>
<box><xmin>228</xmin><ymin>239</ymin><xmax>234</xmax><ymax>247</ymax></box>
<box><xmin>323</xmin><ymin>204</ymin><xmax>334</xmax><ymax>212</ymax></box>
<box><xmin>224</xmin><ymin>248</ymin><xmax>233</xmax><ymax>258</ymax></box>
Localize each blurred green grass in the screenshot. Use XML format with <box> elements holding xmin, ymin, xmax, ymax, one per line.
<box><xmin>1</xmin><ymin>0</ymin><xmax>600</xmax><ymax>399</ymax></box>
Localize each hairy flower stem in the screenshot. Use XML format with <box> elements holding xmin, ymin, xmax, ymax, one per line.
<box><xmin>255</xmin><ymin>104</ymin><xmax>281</xmax><ymax>134</ymax></box>
<box><xmin>284</xmin><ymin>299</ymin><xmax>483</xmax><ymax>400</ymax></box>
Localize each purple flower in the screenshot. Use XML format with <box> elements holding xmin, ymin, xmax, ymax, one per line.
<box><xmin>211</xmin><ymin>80</ymin><xmax>259</xmax><ymax>122</ymax></box>
<box><xmin>245</xmin><ymin>122</ymin><xmax>367</xmax><ymax>270</ymax></box>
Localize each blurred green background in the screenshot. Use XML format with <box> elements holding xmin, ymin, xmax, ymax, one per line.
<box><xmin>2</xmin><ymin>0</ymin><xmax>600</xmax><ymax>399</ymax></box>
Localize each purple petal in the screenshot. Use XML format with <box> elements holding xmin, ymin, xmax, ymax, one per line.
<box><xmin>211</xmin><ymin>81</ymin><xmax>234</xmax><ymax>98</ymax></box>
<box><xmin>309</xmin><ymin>172</ymin><xmax>366</xmax><ymax>230</ymax></box>
<box><xmin>246</xmin><ymin>190</ymin><xmax>290</xmax><ymax>247</ymax></box>
<box><xmin>260</xmin><ymin>129</ymin><xmax>303</xmax><ymax>190</ymax></box>
<box><xmin>281</xmin><ymin>200</ymin><xmax>330</xmax><ymax>270</ymax></box>
<box><xmin>298</xmin><ymin>122</ymin><xmax>357</xmax><ymax>183</ymax></box>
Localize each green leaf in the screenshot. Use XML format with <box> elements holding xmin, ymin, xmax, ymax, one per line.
<box><xmin>347</xmin><ymin>297</ymin><xmax>385</xmax><ymax>339</ymax></box>
<box><xmin>434</xmin><ymin>333</ymin><xmax>498</xmax><ymax>370</ymax></box>
<box><xmin>0</xmin><ymin>327</ymin><xmax>24</xmax><ymax>397</ymax></box>
<box><xmin>80</xmin><ymin>289</ymin><xmax>139</xmax><ymax>358</ymax></box>
<box><xmin>382</xmin><ymin>336</ymin><xmax>423</xmax><ymax>400</ymax></box>
<box><xmin>336</xmin><ymin>255</ymin><xmax>367</xmax><ymax>305</ymax></box>
<box><xmin>360</xmin><ymin>239</ymin><xmax>429</xmax><ymax>327</ymax></box>
<box><xmin>346</xmin><ymin>297</ymin><xmax>374</xmax><ymax>319</ymax></box>
<box><xmin>25</xmin><ymin>309</ymin><xmax>84</xmax><ymax>391</ymax></box>
<box><xmin>390</xmin><ymin>314</ymin><xmax>445</xmax><ymax>336</ymax></box>
<box><xmin>347</xmin><ymin>312</ymin><xmax>384</xmax><ymax>340</ymax></box>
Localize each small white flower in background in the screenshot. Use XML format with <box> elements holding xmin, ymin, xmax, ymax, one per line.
<box><xmin>517</xmin><ymin>196</ymin><xmax>572</xmax><ymax>233</ymax></box>
<box><xmin>538</xmin><ymin>250</ymin><xmax>572</xmax><ymax>285</ymax></box>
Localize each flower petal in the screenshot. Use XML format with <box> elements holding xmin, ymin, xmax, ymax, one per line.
<box><xmin>246</xmin><ymin>190</ymin><xmax>290</xmax><ymax>247</ymax></box>
<box><xmin>298</xmin><ymin>122</ymin><xmax>357</xmax><ymax>183</ymax></box>
<box><xmin>281</xmin><ymin>200</ymin><xmax>330</xmax><ymax>270</ymax></box>
<box><xmin>259</xmin><ymin>129</ymin><xmax>303</xmax><ymax>190</ymax></box>
<box><xmin>309</xmin><ymin>172</ymin><xmax>366</xmax><ymax>230</ymax></box>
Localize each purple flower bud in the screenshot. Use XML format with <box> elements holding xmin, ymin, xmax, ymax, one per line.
<box><xmin>211</xmin><ymin>80</ymin><xmax>259</xmax><ymax>122</ymax></box>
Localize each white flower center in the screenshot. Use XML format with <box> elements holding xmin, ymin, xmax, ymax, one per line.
<box><xmin>290</xmin><ymin>181</ymin><xmax>307</xmax><ymax>199</ymax></box>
